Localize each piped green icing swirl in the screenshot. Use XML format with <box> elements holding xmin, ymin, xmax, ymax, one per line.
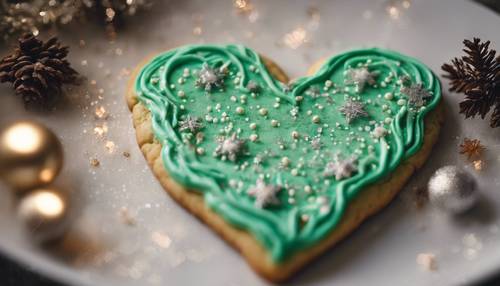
<box><xmin>135</xmin><ymin>45</ymin><xmax>441</xmax><ymax>262</ymax></box>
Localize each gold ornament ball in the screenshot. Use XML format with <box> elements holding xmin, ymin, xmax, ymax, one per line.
<box><xmin>0</xmin><ymin>121</ymin><xmax>63</xmax><ymax>191</ymax></box>
<box><xmin>18</xmin><ymin>187</ymin><xmax>70</xmax><ymax>243</ymax></box>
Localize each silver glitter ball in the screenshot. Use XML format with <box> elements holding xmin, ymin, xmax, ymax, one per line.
<box><xmin>428</xmin><ymin>165</ymin><xmax>478</xmax><ymax>214</ymax></box>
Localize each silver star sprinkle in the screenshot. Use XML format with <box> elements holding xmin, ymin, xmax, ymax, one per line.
<box><xmin>310</xmin><ymin>137</ymin><xmax>322</xmax><ymax>150</ymax></box>
<box><xmin>214</xmin><ymin>133</ymin><xmax>246</xmax><ymax>162</ymax></box>
<box><xmin>344</xmin><ymin>67</ymin><xmax>378</xmax><ymax>92</ymax></box>
<box><xmin>339</xmin><ymin>98</ymin><xmax>369</xmax><ymax>124</ymax></box>
<box><xmin>247</xmin><ymin>178</ymin><xmax>282</xmax><ymax>208</ymax></box>
<box><xmin>195</xmin><ymin>63</ymin><xmax>226</xmax><ymax>92</ymax></box>
<box><xmin>178</xmin><ymin>115</ymin><xmax>203</xmax><ymax>133</ymax></box>
<box><xmin>400</xmin><ymin>83</ymin><xmax>432</xmax><ymax>107</ymax></box>
<box><xmin>323</xmin><ymin>156</ymin><xmax>358</xmax><ymax>180</ymax></box>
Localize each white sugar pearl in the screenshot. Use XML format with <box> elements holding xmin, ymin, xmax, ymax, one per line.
<box><xmin>312</xmin><ymin>115</ymin><xmax>321</xmax><ymax>123</ymax></box>
<box><xmin>235</xmin><ymin>106</ymin><xmax>245</xmax><ymax>115</ymax></box>
<box><xmin>281</xmin><ymin>157</ymin><xmax>291</xmax><ymax>167</ymax></box>
<box><xmin>304</xmin><ymin>185</ymin><xmax>312</xmax><ymax>193</ymax></box>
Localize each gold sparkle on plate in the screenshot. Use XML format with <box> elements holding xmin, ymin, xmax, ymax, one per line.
<box><xmin>90</xmin><ymin>158</ymin><xmax>100</xmax><ymax>167</ymax></box>
<box><xmin>192</xmin><ymin>26</ymin><xmax>203</xmax><ymax>36</ymax></box>
<box><xmin>94</xmin><ymin>124</ymin><xmax>108</xmax><ymax>137</ymax></box>
<box><xmin>385</xmin><ymin>0</ymin><xmax>411</xmax><ymax>20</ymax></box>
<box><xmin>283</xmin><ymin>27</ymin><xmax>308</xmax><ymax>49</ymax></box>
<box><xmin>95</xmin><ymin>106</ymin><xmax>108</xmax><ymax>119</ymax></box>
<box><xmin>151</xmin><ymin>231</ymin><xmax>172</xmax><ymax>249</ymax></box>
<box><xmin>473</xmin><ymin>160</ymin><xmax>484</xmax><ymax>171</ymax></box>
<box><xmin>105</xmin><ymin>141</ymin><xmax>116</xmax><ymax>153</ymax></box>
<box><xmin>233</xmin><ymin>0</ymin><xmax>253</xmax><ymax>13</ymax></box>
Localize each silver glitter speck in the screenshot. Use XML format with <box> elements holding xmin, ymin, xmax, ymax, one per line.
<box><xmin>247</xmin><ymin>178</ymin><xmax>282</xmax><ymax>208</ymax></box>
<box><xmin>339</xmin><ymin>98</ymin><xmax>369</xmax><ymax>124</ymax></box>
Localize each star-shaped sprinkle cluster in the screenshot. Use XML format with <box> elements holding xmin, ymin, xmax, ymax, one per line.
<box><xmin>196</xmin><ymin>63</ymin><xmax>226</xmax><ymax>92</ymax></box>
<box><xmin>214</xmin><ymin>133</ymin><xmax>246</xmax><ymax>162</ymax></box>
<box><xmin>400</xmin><ymin>83</ymin><xmax>432</xmax><ymax>107</ymax></box>
<box><xmin>323</xmin><ymin>156</ymin><xmax>358</xmax><ymax>180</ymax></box>
<box><xmin>339</xmin><ymin>98</ymin><xmax>369</xmax><ymax>124</ymax></box>
<box><xmin>344</xmin><ymin>67</ymin><xmax>378</xmax><ymax>92</ymax></box>
<box><xmin>247</xmin><ymin>178</ymin><xmax>282</xmax><ymax>208</ymax></box>
<box><xmin>178</xmin><ymin>115</ymin><xmax>203</xmax><ymax>133</ymax></box>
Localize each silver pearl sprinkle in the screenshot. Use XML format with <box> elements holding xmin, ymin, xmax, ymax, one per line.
<box><xmin>428</xmin><ymin>165</ymin><xmax>478</xmax><ymax>214</ymax></box>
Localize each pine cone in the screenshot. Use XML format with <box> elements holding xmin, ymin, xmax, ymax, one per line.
<box><xmin>0</xmin><ymin>33</ymin><xmax>79</xmax><ymax>108</ymax></box>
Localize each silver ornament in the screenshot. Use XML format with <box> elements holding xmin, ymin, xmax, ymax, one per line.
<box><xmin>428</xmin><ymin>165</ymin><xmax>478</xmax><ymax>214</ymax></box>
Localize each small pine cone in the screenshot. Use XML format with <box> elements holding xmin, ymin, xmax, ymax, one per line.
<box><xmin>0</xmin><ymin>33</ymin><xmax>79</xmax><ymax>108</ymax></box>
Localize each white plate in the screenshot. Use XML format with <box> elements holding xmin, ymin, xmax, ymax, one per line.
<box><xmin>1</xmin><ymin>0</ymin><xmax>500</xmax><ymax>285</ymax></box>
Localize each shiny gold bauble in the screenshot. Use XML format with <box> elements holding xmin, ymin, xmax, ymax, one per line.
<box><xmin>0</xmin><ymin>121</ymin><xmax>63</xmax><ymax>191</ymax></box>
<box><xmin>18</xmin><ymin>187</ymin><xmax>70</xmax><ymax>243</ymax></box>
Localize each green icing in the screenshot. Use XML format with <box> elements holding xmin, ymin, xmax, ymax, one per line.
<box><xmin>135</xmin><ymin>45</ymin><xmax>441</xmax><ymax>262</ymax></box>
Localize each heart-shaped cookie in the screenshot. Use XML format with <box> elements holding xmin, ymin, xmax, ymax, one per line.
<box><xmin>127</xmin><ymin>45</ymin><xmax>443</xmax><ymax>281</ymax></box>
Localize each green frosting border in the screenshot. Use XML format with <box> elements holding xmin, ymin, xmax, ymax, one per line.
<box><xmin>134</xmin><ymin>44</ymin><xmax>441</xmax><ymax>262</ymax></box>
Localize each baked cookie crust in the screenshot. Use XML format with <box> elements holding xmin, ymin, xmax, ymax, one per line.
<box><xmin>126</xmin><ymin>55</ymin><xmax>444</xmax><ymax>282</ymax></box>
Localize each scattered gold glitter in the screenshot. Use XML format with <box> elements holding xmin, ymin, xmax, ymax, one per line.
<box><xmin>473</xmin><ymin>160</ymin><xmax>484</xmax><ymax>171</ymax></box>
<box><xmin>193</xmin><ymin>26</ymin><xmax>203</xmax><ymax>36</ymax></box>
<box><xmin>416</xmin><ymin>253</ymin><xmax>437</xmax><ymax>271</ymax></box>
<box><xmin>119</xmin><ymin>207</ymin><xmax>136</xmax><ymax>226</ymax></box>
<box><xmin>386</xmin><ymin>0</ymin><xmax>411</xmax><ymax>20</ymax></box>
<box><xmin>95</xmin><ymin>106</ymin><xmax>108</xmax><ymax>119</ymax></box>
<box><xmin>90</xmin><ymin>158</ymin><xmax>100</xmax><ymax>167</ymax></box>
<box><xmin>283</xmin><ymin>27</ymin><xmax>308</xmax><ymax>49</ymax></box>
<box><xmin>105</xmin><ymin>141</ymin><xmax>116</xmax><ymax>153</ymax></box>
<box><xmin>151</xmin><ymin>231</ymin><xmax>172</xmax><ymax>249</ymax></box>
<box><xmin>94</xmin><ymin>124</ymin><xmax>108</xmax><ymax>137</ymax></box>
<box><xmin>234</xmin><ymin>0</ymin><xmax>253</xmax><ymax>13</ymax></box>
